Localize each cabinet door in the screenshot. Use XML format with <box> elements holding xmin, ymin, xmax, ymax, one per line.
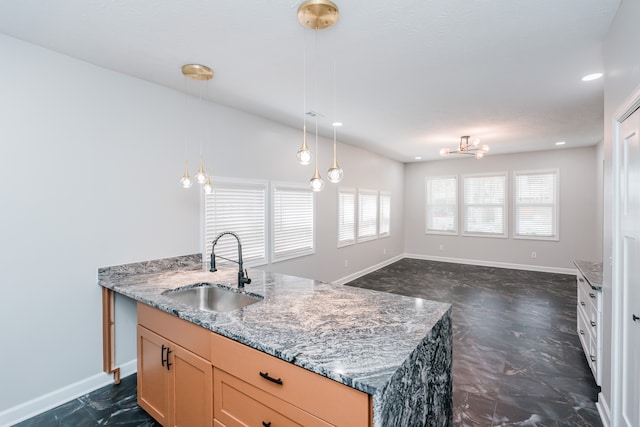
<box><xmin>171</xmin><ymin>344</ymin><xmax>213</xmax><ymax>427</ymax></box>
<box><xmin>138</xmin><ymin>326</ymin><xmax>171</xmax><ymax>425</ymax></box>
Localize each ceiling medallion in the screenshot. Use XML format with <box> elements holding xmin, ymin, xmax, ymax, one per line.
<box><xmin>297</xmin><ymin>0</ymin><xmax>339</xmax><ymax>30</ymax></box>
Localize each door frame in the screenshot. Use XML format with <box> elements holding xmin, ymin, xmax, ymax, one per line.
<box><xmin>611</xmin><ymin>84</ymin><xmax>640</xmax><ymax>427</ymax></box>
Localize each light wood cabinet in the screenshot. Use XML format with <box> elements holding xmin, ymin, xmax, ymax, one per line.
<box><xmin>211</xmin><ymin>332</ymin><xmax>370</xmax><ymax>427</ymax></box>
<box><xmin>137</xmin><ymin>303</ymin><xmax>371</xmax><ymax>427</ymax></box>
<box><xmin>137</xmin><ymin>304</ymin><xmax>213</xmax><ymax>427</ymax></box>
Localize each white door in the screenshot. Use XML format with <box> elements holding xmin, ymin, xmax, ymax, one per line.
<box><xmin>618</xmin><ymin>107</ymin><xmax>640</xmax><ymax>427</ymax></box>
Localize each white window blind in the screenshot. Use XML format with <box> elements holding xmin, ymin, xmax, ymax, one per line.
<box><xmin>463</xmin><ymin>173</ymin><xmax>507</xmax><ymax>236</ymax></box>
<box><xmin>379</xmin><ymin>192</ymin><xmax>391</xmax><ymax>238</ymax></box>
<box><xmin>358</xmin><ymin>190</ymin><xmax>378</xmax><ymax>242</ymax></box>
<box><xmin>425</xmin><ymin>176</ymin><xmax>458</xmax><ymax>234</ymax></box>
<box><xmin>272</xmin><ymin>183</ymin><xmax>314</xmax><ymax>262</ymax></box>
<box><xmin>204</xmin><ymin>179</ymin><xmax>267</xmax><ymax>267</ymax></box>
<box><xmin>514</xmin><ymin>170</ymin><xmax>558</xmax><ymax>240</ymax></box>
<box><xmin>338</xmin><ymin>188</ymin><xmax>356</xmax><ymax>247</ymax></box>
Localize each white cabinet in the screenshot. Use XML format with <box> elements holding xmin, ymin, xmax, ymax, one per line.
<box><xmin>576</xmin><ymin>271</ymin><xmax>602</xmax><ymax>385</ymax></box>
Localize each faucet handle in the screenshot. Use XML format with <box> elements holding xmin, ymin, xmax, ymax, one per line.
<box><xmin>244</xmin><ymin>269</ymin><xmax>252</xmax><ymax>285</ymax></box>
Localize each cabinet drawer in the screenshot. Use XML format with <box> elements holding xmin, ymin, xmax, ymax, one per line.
<box><xmin>214</xmin><ymin>368</ymin><xmax>332</xmax><ymax>427</ymax></box>
<box><xmin>138</xmin><ymin>303</ymin><xmax>211</xmax><ymax>361</ymax></box>
<box><xmin>211</xmin><ymin>333</ymin><xmax>369</xmax><ymax>427</ymax></box>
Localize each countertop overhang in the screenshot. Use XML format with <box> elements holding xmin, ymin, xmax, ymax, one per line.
<box><xmin>98</xmin><ymin>254</ymin><xmax>452</xmax><ymax>399</ymax></box>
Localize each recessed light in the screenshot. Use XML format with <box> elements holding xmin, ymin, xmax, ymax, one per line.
<box><xmin>415</xmin><ymin>156</ymin><xmax>422</xmax><ymax>160</ymax></box>
<box><xmin>555</xmin><ymin>141</ymin><xmax>566</xmax><ymax>146</ymax></box>
<box><xmin>582</xmin><ymin>73</ymin><xmax>603</xmax><ymax>82</ymax></box>
<box><xmin>332</xmin><ymin>121</ymin><xmax>343</xmax><ymax>127</ymax></box>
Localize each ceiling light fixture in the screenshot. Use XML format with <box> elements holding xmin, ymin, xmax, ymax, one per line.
<box><xmin>582</xmin><ymin>73</ymin><xmax>603</xmax><ymax>81</ymax></box>
<box><xmin>440</xmin><ymin>136</ymin><xmax>489</xmax><ymax>159</ymax></box>
<box><xmin>180</xmin><ymin>64</ymin><xmax>214</xmax><ymax>192</ymax></box>
<box><xmin>297</xmin><ymin>0</ymin><xmax>340</xmax><ymax>192</ymax></box>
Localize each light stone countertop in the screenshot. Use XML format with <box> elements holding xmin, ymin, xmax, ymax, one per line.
<box><xmin>98</xmin><ymin>254</ymin><xmax>453</xmax><ymax>426</ymax></box>
<box><xmin>574</xmin><ymin>260</ymin><xmax>603</xmax><ymax>290</ymax></box>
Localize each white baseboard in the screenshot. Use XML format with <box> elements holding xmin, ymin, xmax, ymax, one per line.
<box><xmin>333</xmin><ymin>254</ymin><xmax>404</xmax><ymax>285</ymax></box>
<box><xmin>404</xmin><ymin>253</ymin><xmax>577</xmax><ymax>275</ymax></box>
<box><xmin>0</xmin><ymin>360</ymin><xmax>137</xmax><ymax>427</ymax></box>
<box><xmin>596</xmin><ymin>392</ymin><xmax>610</xmax><ymax>427</ymax></box>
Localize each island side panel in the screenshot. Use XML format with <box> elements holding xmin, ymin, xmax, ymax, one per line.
<box><xmin>373</xmin><ymin>308</ymin><xmax>452</xmax><ymax>427</ymax></box>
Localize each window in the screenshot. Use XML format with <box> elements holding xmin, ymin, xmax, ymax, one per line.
<box><xmin>337</xmin><ymin>188</ymin><xmax>356</xmax><ymax>247</ymax></box>
<box><xmin>272</xmin><ymin>183</ymin><xmax>315</xmax><ymax>262</ymax></box>
<box><xmin>379</xmin><ymin>192</ymin><xmax>391</xmax><ymax>238</ymax></box>
<box><xmin>425</xmin><ymin>176</ymin><xmax>458</xmax><ymax>234</ymax></box>
<box><xmin>463</xmin><ymin>173</ymin><xmax>507</xmax><ymax>237</ymax></box>
<box><xmin>514</xmin><ymin>169</ymin><xmax>559</xmax><ymax>240</ymax></box>
<box><xmin>204</xmin><ymin>178</ymin><xmax>267</xmax><ymax>267</ymax></box>
<box><xmin>358</xmin><ymin>189</ymin><xmax>378</xmax><ymax>242</ymax></box>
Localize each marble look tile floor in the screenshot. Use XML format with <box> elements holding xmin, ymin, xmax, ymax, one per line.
<box><xmin>348</xmin><ymin>259</ymin><xmax>602</xmax><ymax>427</ymax></box>
<box><xmin>14</xmin><ymin>259</ymin><xmax>601</xmax><ymax>426</ymax></box>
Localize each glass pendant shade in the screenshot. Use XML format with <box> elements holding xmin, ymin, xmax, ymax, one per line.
<box><xmin>203</xmin><ymin>175</ymin><xmax>213</xmax><ymax>194</ymax></box>
<box><xmin>195</xmin><ymin>157</ymin><xmax>207</xmax><ymax>184</ymax></box>
<box><xmin>297</xmin><ymin>124</ymin><xmax>312</xmax><ymax>165</ymax></box>
<box><xmin>327</xmin><ymin>165</ymin><xmax>343</xmax><ymax>183</ymax></box>
<box><xmin>180</xmin><ymin>161</ymin><xmax>192</xmax><ymax>189</ymax></box>
<box><xmin>310</xmin><ymin>168</ymin><xmax>325</xmax><ymax>192</ymax></box>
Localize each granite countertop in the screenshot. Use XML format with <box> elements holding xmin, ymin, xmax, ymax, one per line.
<box><xmin>573</xmin><ymin>260</ymin><xmax>603</xmax><ymax>290</ymax></box>
<box><xmin>98</xmin><ymin>255</ymin><xmax>451</xmax><ymax>400</ymax></box>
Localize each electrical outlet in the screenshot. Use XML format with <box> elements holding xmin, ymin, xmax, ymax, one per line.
<box><xmin>439</xmin><ymin>244</ymin><xmax>444</xmax><ymax>251</ymax></box>
<box><xmin>344</xmin><ymin>260</ymin><xmax>349</xmax><ymax>267</ymax></box>
<box><xmin>531</xmin><ymin>251</ymin><xmax>537</xmax><ymax>259</ymax></box>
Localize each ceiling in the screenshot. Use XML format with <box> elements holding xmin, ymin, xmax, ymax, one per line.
<box><xmin>0</xmin><ymin>0</ymin><xmax>620</xmax><ymax>162</ymax></box>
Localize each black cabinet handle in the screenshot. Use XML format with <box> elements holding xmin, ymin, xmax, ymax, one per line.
<box><xmin>589</xmin><ymin>293</ymin><xmax>596</xmax><ymax>299</ymax></box>
<box><xmin>165</xmin><ymin>348</ymin><xmax>172</xmax><ymax>370</ymax></box>
<box><xmin>259</xmin><ymin>371</ymin><xmax>283</xmax><ymax>385</ymax></box>
<box><xmin>262</xmin><ymin>422</ymin><xmax>271</xmax><ymax>427</ymax></box>
<box><xmin>580</xmin><ymin>301</ymin><xmax>586</xmax><ymax>306</ymax></box>
<box><xmin>579</xmin><ymin>329</ymin><xmax>585</xmax><ymax>335</ymax></box>
<box><xmin>590</xmin><ymin>355</ymin><xmax>596</xmax><ymax>362</ymax></box>
<box><xmin>161</xmin><ymin>344</ymin><xmax>167</xmax><ymax>367</ymax></box>
<box><xmin>633</xmin><ymin>314</ymin><xmax>639</xmax><ymax>322</ymax></box>
<box><xmin>590</xmin><ymin>321</ymin><xmax>596</xmax><ymax>327</ymax></box>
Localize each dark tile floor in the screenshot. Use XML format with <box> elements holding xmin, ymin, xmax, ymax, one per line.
<box><xmin>14</xmin><ymin>259</ymin><xmax>602</xmax><ymax>426</ymax></box>
<box><xmin>348</xmin><ymin>259</ymin><xmax>602</xmax><ymax>427</ymax></box>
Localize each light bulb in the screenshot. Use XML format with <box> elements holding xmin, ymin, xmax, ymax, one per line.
<box><xmin>474</xmin><ymin>152</ymin><xmax>484</xmax><ymax>159</ymax></box>
<box><xmin>440</xmin><ymin>148</ymin><xmax>451</xmax><ymax>156</ymax></box>
<box><xmin>203</xmin><ymin>182</ymin><xmax>213</xmax><ymax>194</ymax></box>
<box><xmin>481</xmin><ymin>145</ymin><xmax>490</xmax><ymax>152</ymax></box>
<box><xmin>471</xmin><ymin>138</ymin><xmax>480</xmax><ymax>147</ymax></box>
<box><xmin>297</xmin><ymin>147</ymin><xmax>312</xmax><ymax>165</ymax></box>
<box><xmin>195</xmin><ymin>156</ymin><xmax>207</xmax><ymax>184</ymax></box>
<box><xmin>327</xmin><ymin>166</ymin><xmax>343</xmax><ymax>183</ymax></box>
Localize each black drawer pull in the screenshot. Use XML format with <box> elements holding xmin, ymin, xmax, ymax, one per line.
<box><xmin>579</xmin><ymin>329</ymin><xmax>585</xmax><ymax>335</ymax></box>
<box><xmin>161</xmin><ymin>344</ymin><xmax>167</xmax><ymax>367</ymax></box>
<box><xmin>580</xmin><ymin>301</ymin><xmax>586</xmax><ymax>306</ymax></box>
<box><xmin>590</xmin><ymin>321</ymin><xmax>596</xmax><ymax>327</ymax></box>
<box><xmin>262</xmin><ymin>422</ymin><xmax>271</xmax><ymax>427</ymax></box>
<box><xmin>589</xmin><ymin>293</ymin><xmax>596</xmax><ymax>299</ymax></box>
<box><xmin>590</xmin><ymin>355</ymin><xmax>596</xmax><ymax>362</ymax></box>
<box><xmin>259</xmin><ymin>371</ymin><xmax>283</xmax><ymax>385</ymax></box>
<box><xmin>633</xmin><ymin>314</ymin><xmax>639</xmax><ymax>322</ymax></box>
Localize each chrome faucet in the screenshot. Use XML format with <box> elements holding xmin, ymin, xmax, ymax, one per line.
<box><xmin>209</xmin><ymin>231</ymin><xmax>252</xmax><ymax>288</ymax></box>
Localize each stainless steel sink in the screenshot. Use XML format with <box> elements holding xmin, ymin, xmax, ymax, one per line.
<box><xmin>163</xmin><ymin>284</ymin><xmax>262</xmax><ymax>313</ymax></box>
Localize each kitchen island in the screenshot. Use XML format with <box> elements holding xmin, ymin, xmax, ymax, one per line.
<box><xmin>99</xmin><ymin>254</ymin><xmax>452</xmax><ymax>426</ymax></box>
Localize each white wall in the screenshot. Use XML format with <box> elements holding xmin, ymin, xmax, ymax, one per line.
<box><xmin>600</xmin><ymin>0</ymin><xmax>640</xmax><ymax>419</ymax></box>
<box><xmin>404</xmin><ymin>147</ymin><xmax>599</xmax><ymax>271</ymax></box>
<box><xmin>0</xmin><ymin>34</ymin><xmax>404</xmax><ymax>416</ymax></box>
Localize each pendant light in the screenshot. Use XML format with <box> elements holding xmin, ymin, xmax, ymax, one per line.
<box><xmin>297</xmin><ymin>45</ymin><xmax>312</xmax><ymax>165</ymax></box>
<box><xmin>327</xmin><ymin>59</ymin><xmax>343</xmax><ymax>183</ymax></box>
<box><xmin>179</xmin><ymin>64</ymin><xmax>214</xmax><ymax>190</ymax></box>
<box><xmin>297</xmin><ymin>0</ymin><xmax>340</xmax><ymax>192</ymax></box>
